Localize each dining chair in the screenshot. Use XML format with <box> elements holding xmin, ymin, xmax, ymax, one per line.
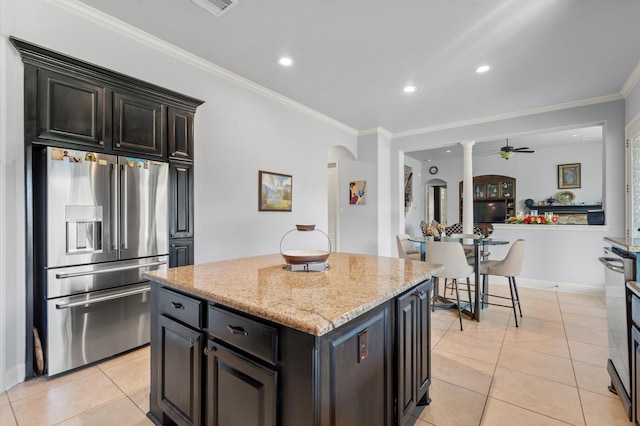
<box><xmin>478</xmin><ymin>239</ymin><xmax>525</xmax><ymax>326</ymax></box>
<box><xmin>426</xmin><ymin>240</ymin><xmax>474</xmax><ymax>330</ymax></box>
<box><xmin>396</xmin><ymin>234</ymin><xmax>421</xmax><ymax>261</ymax></box>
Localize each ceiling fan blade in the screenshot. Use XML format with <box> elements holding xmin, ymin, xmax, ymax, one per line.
<box><xmin>516</xmin><ymin>150</ymin><xmax>535</xmax><ymax>153</ymax></box>
<box><xmin>513</xmin><ymin>147</ymin><xmax>530</xmax><ymax>151</ymax></box>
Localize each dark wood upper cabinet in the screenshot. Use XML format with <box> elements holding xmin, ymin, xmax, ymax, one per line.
<box><xmin>36</xmin><ymin>69</ymin><xmax>106</xmax><ymax>148</ymax></box>
<box><xmin>113</xmin><ymin>92</ymin><xmax>165</xmax><ymax>157</ymax></box>
<box><xmin>168</xmin><ymin>107</ymin><xmax>195</xmax><ymax>161</ymax></box>
<box><xmin>11</xmin><ymin>36</ymin><xmax>203</xmax><ymax>160</ymax></box>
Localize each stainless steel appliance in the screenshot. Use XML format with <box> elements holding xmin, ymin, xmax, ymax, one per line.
<box><xmin>601</xmin><ymin>246</ymin><xmax>636</xmax><ymax>419</ymax></box>
<box><xmin>40</xmin><ymin>146</ymin><xmax>169</xmax><ymax>375</ymax></box>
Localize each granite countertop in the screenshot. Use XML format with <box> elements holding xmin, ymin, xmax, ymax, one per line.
<box><xmin>604</xmin><ymin>237</ymin><xmax>640</xmax><ymax>252</ymax></box>
<box><xmin>144</xmin><ymin>252</ymin><xmax>441</xmax><ymax>336</ymax></box>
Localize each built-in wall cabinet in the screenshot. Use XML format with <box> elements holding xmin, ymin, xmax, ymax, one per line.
<box><xmin>11</xmin><ymin>36</ymin><xmax>203</xmax><ymax>377</ymax></box>
<box><xmin>459</xmin><ymin>174</ymin><xmax>516</xmax><ymax>235</ymax></box>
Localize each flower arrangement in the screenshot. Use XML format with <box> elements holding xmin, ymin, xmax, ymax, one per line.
<box><xmin>507</xmin><ymin>214</ymin><xmax>559</xmax><ymax>224</ymax></box>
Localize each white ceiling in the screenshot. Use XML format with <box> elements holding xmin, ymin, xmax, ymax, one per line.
<box><xmin>80</xmin><ymin>0</ymin><xmax>639</xmax><ymax>136</ymax></box>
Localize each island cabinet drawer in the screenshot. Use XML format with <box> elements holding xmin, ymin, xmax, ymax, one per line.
<box><xmin>208</xmin><ymin>305</ymin><xmax>278</xmax><ymax>366</ymax></box>
<box><xmin>159</xmin><ymin>287</ymin><xmax>203</xmax><ymax>329</ymax></box>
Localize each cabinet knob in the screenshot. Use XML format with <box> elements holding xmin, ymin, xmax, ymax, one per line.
<box><xmin>204</xmin><ymin>345</ymin><xmax>217</xmax><ymax>355</ymax></box>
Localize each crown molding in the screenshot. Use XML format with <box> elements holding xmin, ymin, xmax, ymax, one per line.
<box><xmin>392</xmin><ymin>93</ymin><xmax>623</xmax><ymax>140</ymax></box>
<box><xmin>358</xmin><ymin>127</ymin><xmax>392</xmax><ymax>138</ymax></box>
<box><xmin>621</xmin><ymin>61</ymin><xmax>640</xmax><ymax>98</ymax></box>
<box><xmin>47</xmin><ymin>0</ymin><xmax>358</xmax><ymax>136</ymax></box>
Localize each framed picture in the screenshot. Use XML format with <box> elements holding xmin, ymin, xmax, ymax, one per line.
<box><xmin>349</xmin><ymin>180</ymin><xmax>366</xmax><ymax>205</ymax></box>
<box><xmin>558</xmin><ymin>163</ymin><xmax>581</xmax><ymax>189</ymax></box>
<box><xmin>259</xmin><ymin>170</ymin><xmax>292</xmax><ymax>211</ymax></box>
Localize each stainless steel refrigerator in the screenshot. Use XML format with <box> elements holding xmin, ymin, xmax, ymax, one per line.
<box><xmin>40</xmin><ymin>146</ymin><xmax>169</xmax><ymax>375</ymax></box>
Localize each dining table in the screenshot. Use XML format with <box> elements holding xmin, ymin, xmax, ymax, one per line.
<box><xmin>408</xmin><ymin>235</ymin><xmax>509</xmax><ymax>322</ymax></box>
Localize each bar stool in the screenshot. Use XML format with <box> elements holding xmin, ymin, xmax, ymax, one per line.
<box><xmin>426</xmin><ymin>241</ymin><xmax>474</xmax><ymax>330</ymax></box>
<box><xmin>479</xmin><ymin>239</ymin><xmax>525</xmax><ymax>326</ymax></box>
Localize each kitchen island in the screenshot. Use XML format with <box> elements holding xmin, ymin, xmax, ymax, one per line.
<box><xmin>144</xmin><ymin>252</ymin><xmax>441</xmax><ymax>426</ymax></box>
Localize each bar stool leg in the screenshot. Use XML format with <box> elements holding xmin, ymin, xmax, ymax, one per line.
<box><xmin>508</xmin><ymin>277</ymin><xmax>519</xmax><ymax>327</ymax></box>
<box><xmin>454</xmin><ymin>278</ymin><xmax>463</xmax><ymax>331</ymax></box>
<box><xmin>465</xmin><ymin>277</ymin><xmax>473</xmax><ymax>317</ymax></box>
<box><xmin>432</xmin><ymin>277</ymin><xmax>439</xmax><ymax>312</ymax></box>
<box><xmin>512</xmin><ymin>277</ymin><xmax>523</xmax><ymax>317</ymax></box>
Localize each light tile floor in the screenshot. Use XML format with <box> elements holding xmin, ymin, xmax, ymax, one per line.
<box><xmin>0</xmin><ymin>284</ymin><xmax>632</xmax><ymax>425</ymax></box>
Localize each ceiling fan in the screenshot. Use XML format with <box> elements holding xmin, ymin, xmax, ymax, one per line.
<box><xmin>499</xmin><ymin>139</ymin><xmax>535</xmax><ymax>159</ymax></box>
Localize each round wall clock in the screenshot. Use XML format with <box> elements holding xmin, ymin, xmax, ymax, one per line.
<box><xmin>429</xmin><ymin>166</ymin><xmax>438</xmax><ymax>175</ymax></box>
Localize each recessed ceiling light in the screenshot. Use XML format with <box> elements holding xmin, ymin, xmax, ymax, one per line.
<box><xmin>571</xmin><ymin>134</ymin><xmax>579</xmax><ymax>137</ymax></box>
<box><xmin>403</xmin><ymin>86</ymin><xmax>417</xmax><ymax>93</ymax></box>
<box><xmin>475</xmin><ymin>65</ymin><xmax>491</xmax><ymax>74</ymax></box>
<box><xmin>278</xmin><ymin>57</ymin><xmax>293</xmax><ymax>67</ymax></box>
<box><xmin>445</xmin><ymin>149</ymin><xmax>451</xmax><ymax>153</ymax></box>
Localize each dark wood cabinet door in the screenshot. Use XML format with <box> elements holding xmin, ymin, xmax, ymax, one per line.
<box><xmin>397</xmin><ymin>280</ymin><xmax>431</xmax><ymax>425</ymax></box>
<box><xmin>36</xmin><ymin>69</ymin><xmax>105</xmax><ymax>147</ymax></box>
<box><xmin>205</xmin><ymin>341</ymin><xmax>277</xmax><ymax>426</ymax></box>
<box><xmin>319</xmin><ymin>305</ymin><xmax>392</xmax><ymax>426</ymax></box>
<box><xmin>397</xmin><ymin>287</ymin><xmax>418</xmax><ymax>425</ymax></box>
<box><xmin>170</xmin><ymin>239</ymin><xmax>194</xmax><ymax>267</ymax></box>
<box><xmin>113</xmin><ymin>91</ymin><xmax>164</xmax><ymax>157</ymax></box>
<box><xmin>415</xmin><ymin>282</ymin><xmax>431</xmax><ymax>403</ymax></box>
<box><xmin>157</xmin><ymin>315</ymin><xmax>202</xmax><ymax>426</ymax></box>
<box><xmin>168</xmin><ymin>107</ymin><xmax>194</xmax><ymax>161</ymax></box>
<box><xmin>169</xmin><ymin>161</ymin><xmax>194</xmax><ymax>239</ymax></box>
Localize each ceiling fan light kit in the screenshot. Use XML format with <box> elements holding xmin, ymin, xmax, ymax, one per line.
<box><xmin>501</xmin><ymin>151</ymin><xmax>513</xmax><ymax>159</ymax></box>
<box><xmin>499</xmin><ymin>139</ymin><xmax>535</xmax><ymax>159</ymax></box>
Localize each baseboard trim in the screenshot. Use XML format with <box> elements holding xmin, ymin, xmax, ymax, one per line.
<box><xmin>2</xmin><ymin>362</ymin><xmax>25</xmax><ymax>393</ymax></box>
<box><xmin>470</xmin><ymin>277</ymin><xmax>605</xmax><ymax>297</ymax></box>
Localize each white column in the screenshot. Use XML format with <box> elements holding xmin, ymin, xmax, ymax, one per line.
<box><xmin>460</xmin><ymin>140</ymin><xmax>475</xmax><ymax>234</ymax></box>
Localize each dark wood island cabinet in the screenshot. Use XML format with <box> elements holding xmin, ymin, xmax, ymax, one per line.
<box><xmin>144</xmin><ymin>253</ymin><xmax>440</xmax><ymax>426</ymax></box>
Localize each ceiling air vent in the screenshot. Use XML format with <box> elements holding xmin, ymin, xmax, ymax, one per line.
<box><xmin>191</xmin><ymin>0</ymin><xmax>238</xmax><ymax>17</ymax></box>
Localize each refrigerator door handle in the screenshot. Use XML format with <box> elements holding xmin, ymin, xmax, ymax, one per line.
<box><xmin>55</xmin><ymin>285</ymin><xmax>150</xmax><ymax>309</ymax></box>
<box><xmin>55</xmin><ymin>260</ymin><xmax>167</xmax><ymax>279</ymax></box>
<box><xmin>110</xmin><ymin>163</ymin><xmax>118</xmax><ymax>252</ymax></box>
<box><xmin>120</xmin><ymin>164</ymin><xmax>128</xmax><ymax>250</ymax></box>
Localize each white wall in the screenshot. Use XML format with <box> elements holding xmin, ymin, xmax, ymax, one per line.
<box><xmin>0</xmin><ymin>0</ymin><xmax>358</xmax><ymax>391</ymax></box>
<box><xmin>337</xmin><ymin>159</ymin><xmax>378</xmax><ymax>255</ymax></box>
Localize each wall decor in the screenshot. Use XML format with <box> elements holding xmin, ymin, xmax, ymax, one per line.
<box><xmin>349</xmin><ymin>180</ymin><xmax>366</xmax><ymax>205</ymax></box>
<box><xmin>558</xmin><ymin>163</ymin><xmax>581</xmax><ymax>189</ymax></box>
<box><xmin>259</xmin><ymin>170</ymin><xmax>292</xmax><ymax>211</ymax></box>
<box><xmin>556</xmin><ymin>190</ymin><xmax>576</xmax><ymax>205</ymax></box>
<box><xmin>404</xmin><ymin>166</ymin><xmax>413</xmax><ymax>214</ymax></box>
